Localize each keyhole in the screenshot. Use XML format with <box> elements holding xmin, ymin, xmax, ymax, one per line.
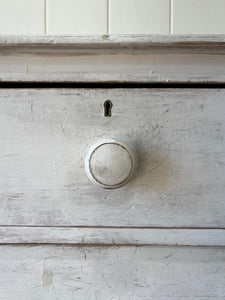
<box><xmin>104</xmin><ymin>100</ymin><xmax>112</xmax><ymax>117</ymax></box>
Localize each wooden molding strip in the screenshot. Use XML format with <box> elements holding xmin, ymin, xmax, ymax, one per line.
<box><xmin>1</xmin><ymin>35</ymin><xmax>225</xmax><ymax>51</ymax></box>
<box><xmin>1</xmin><ymin>227</ymin><xmax>225</xmax><ymax>246</ymax></box>
<box><xmin>1</xmin><ymin>35</ymin><xmax>225</xmax><ymax>83</ymax></box>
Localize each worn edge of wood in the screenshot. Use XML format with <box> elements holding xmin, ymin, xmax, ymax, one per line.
<box><xmin>1</xmin><ymin>35</ymin><xmax>225</xmax><ymax>53</ymax></box>
<box><xmin>1</xmin><ymin>35</ymin><xmax>225</xmax><ymax>83</ymax></box>
<box><xmin>1</xmin><ymin>227</ymin><xmax>225</xmax><ymax>246</ymax></box>
<box><xmin>1</xmin><ymin>34</ymin><xmax>225</xmax><ymax>46</ymax></box>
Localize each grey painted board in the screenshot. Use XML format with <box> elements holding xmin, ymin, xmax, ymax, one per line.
<box><xmin>1</xmin><ymin>35</ymin><xmax>225</xmax><ymax>53</ymax></box>
<box><xmin>0</xmin><ymin>245</ymin><xmax>224</xmax><ymax>299</ymax></box>
<box><xmin>0</xmin><ymin>227</ymin><xmax>225</xmax><ymax>246</ymax></box>
<box><xmin>1</xmin><ymin>53</ymin><xmax>225</xmax><ymax>83</ymax></box>
<box><xmin>0</xmin><ymin>36</ymin><xmax>224</xmax><ymax>299</ymax></box>
<box><xmin>1</xmin><ymin>35</ymin><xmax>225</xmax><ymax>83</ymax></box>
<box><xmin>0</xmin><ymin>88</ymin><xmax>224</xmax><ymax>227</ymax></box>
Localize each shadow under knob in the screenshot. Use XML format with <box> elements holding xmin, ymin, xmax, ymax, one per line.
<box><xmin>85</xmin><ymin>139</ymin><xmax>137</xmax><ymax>189</ymax></box>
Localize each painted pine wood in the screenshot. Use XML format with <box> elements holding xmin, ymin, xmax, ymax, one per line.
<box><xmin>2</xmin><ymin>52</ymin><xmax>225</xmax><ymax>83</ymax></box>
<box><xmin>0</xmin><ymin>36</ymin><xmax>224</xmax><ymax>298</ymax></box>
<box><xmin>1</xmin><ymin>35</ymin><xmax>225</xmax><ymax>83</ymax></box>
<box><xmin>0</xmin><ymin>245</ymin><xmax>224</xmax><ymax>299</ymax></box>
<box><xmin>0</xmin><ymin>88</ymin><xmax>224</xmax><ymax>228</ymax></box>
<box><xmin>0</xmin><ymin>227</ymin><xmax>225</xmax><ymax>246</ymax></box>
<box><xmin>1</xmin><ymin>35</ymin><xmax>225</xmax><ymax>48</ymax></box>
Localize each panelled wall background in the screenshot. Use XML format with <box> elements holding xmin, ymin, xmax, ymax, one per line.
<box><xmin>0</xmin><ymin>0</ymin><xmax>225</xmax><ymax>35</ymax></box>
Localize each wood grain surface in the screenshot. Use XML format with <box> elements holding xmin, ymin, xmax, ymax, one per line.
<box><xmin>0</xmin><ymin>227</ymin><xmax>224</xmax><ymax>246</ymax></box>
<box><xmin>0</xmin><ymin>245</ymin><xmax>224</xmax><ymax>299</ymax></box>
<box><xmin>1</xmin><ymin>35</ymin><xmax>225</xmax><ymax>83</ymax></box>
<box><xmin>0</xmin><ymin>36</ymin><xmax>225</xmax><ymax>299</ymax></box>
<box><xmin>0</xmin><ymin>88</ymin><xmax>224</xmax><ymax>228</ymax></box>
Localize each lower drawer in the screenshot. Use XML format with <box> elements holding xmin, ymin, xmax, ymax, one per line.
<box><xmin>0</xmin><ymin>88</ymin><xmax>224</xmax><ymax>227</ymax></box>
<box><xmin>0</xmin><ymin>245</ymin><xmax>224</xmax><ymax>299</ymax></box>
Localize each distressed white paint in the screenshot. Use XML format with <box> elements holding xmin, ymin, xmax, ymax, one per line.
<box><xmin>172</xmin><ymin>0</ymin><xmax>225</xmax><ymax>34</ymax></box>
<box><xmin>0</xmin><ymin>245</ymin><xmax>224</xmax><ymax>299</ymax></box>
<box><xmin>1</xmin><ymin>34</ymin><xmax>225</xmax><ymax>47</ymax></box>
<box><xmin>1</xmin><ymin>35</ymin><xmax>225</xmax><ymax>83</ymax></box>
<box><xmin>0</xmin><ymin>227</ymin><xmax>225</xmax><ymax>246</ymax></box>
<box><xmin>0</xmin><ymin>88</ymin><xmax>224</xmax><ymax>227</ymax></box>
<box><xmin>0</xmin><ymin>36</ymin><xmax>224</xmax><ymax>298</ymax></box>
<box><xmin>3</xmin><ymin>52</ymin><xmax>225</xmax><ymax>83</ymax></box>
<box><xmin>85</xmin><ymin>139</ymin><xmax>137</xmax><ymax>189</ymax></box>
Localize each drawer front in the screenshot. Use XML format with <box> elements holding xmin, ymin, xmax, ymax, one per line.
<box><xmin>0</xmin><ymin>245</ymin><xmax>224</xmax><ymax>299</ymax></box>
<box><xmin>0</xmin><ymin>88</ymin><xmax>224</xmax><ymax>227</ymax></box>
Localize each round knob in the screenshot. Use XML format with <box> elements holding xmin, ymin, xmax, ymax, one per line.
<box><xmin>85</xmin><ymin>139</ymin><xmax>137</xmax><ymax>189</ymax></box>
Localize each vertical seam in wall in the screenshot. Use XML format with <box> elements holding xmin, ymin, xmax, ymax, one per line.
<box><xmin>170</xmin><ymin>0</ymin><xmax>173</xmax><ymax>34</ymax></box>
<box><xmin>45</xmin><ymin>0</ymin><xmax>48</xmax><ymax>34</ymax></box>
<box><xmin>107</xmin><ymin>0</ymin><xmax>110</xmax><ymax>35</ymax></box>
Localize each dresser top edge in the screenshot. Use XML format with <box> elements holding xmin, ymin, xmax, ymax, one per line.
<box><xmin>1</xmin><ymin>34</ymin><xmax>225</xmax><ymax>54</ymax></box>
<box><xmin>1</xmin><ymin>35</ymin><xmax>225</xmax><ymax>84</ymax></box>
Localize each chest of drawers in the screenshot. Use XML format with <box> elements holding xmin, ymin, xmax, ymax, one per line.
<box><xmin>0</xmin><ymin>35</ymin><xmax>225</xmax><ymax>299</ymax></box>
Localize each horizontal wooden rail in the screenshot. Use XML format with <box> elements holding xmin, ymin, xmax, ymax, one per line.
<box><xmin>1</xmin><ymin>227</ymin><xmax>225</xmax><ymax>246</ymax></box>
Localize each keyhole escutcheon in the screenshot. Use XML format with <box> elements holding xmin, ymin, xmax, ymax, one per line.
<box><xmin>104</xmin><ymin>100</ymin><xmax>112</xmax><ymax>117</ymax></box>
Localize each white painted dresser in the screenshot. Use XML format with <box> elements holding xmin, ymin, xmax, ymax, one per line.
<box><xmin>0</xmin><ymin>35</ymin><xmax>225</xmax><ymax>299</ymax></box>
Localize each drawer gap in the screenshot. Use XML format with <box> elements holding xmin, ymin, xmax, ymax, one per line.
<box><xmin>0</xmin><ymin>82</ymin><xmax>224</xmax><ymax>89</ymax></box>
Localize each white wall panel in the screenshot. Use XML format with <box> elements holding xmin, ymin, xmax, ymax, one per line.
<box><xmin>1</xmin><ymin>0</ymin><xmax>225</xmax><ymax>35</ymax></box>
<box><xmin>47</xmin><ymin>0</ymin><xmax>107</xmax><ymax>35</ymax></box>
<box><xmin>172</xmin><ymin>0</ymin><xmax>225</xmax><ymax>34</ymax></box>
<box><xmin>0</xmin><ymin>0</ymin><xmax>45</xmax><ymax>34</ymax></box>
<box><xmin>109</xmin><ymin>0</ymin><xmax>170</xmax><ymax>34</ymax></box>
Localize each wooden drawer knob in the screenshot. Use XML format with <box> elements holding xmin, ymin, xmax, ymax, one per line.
<box><xmin>85</xmin><ymin>139</ymin><xmax>137</xmax><ymax>189</ymax></box>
